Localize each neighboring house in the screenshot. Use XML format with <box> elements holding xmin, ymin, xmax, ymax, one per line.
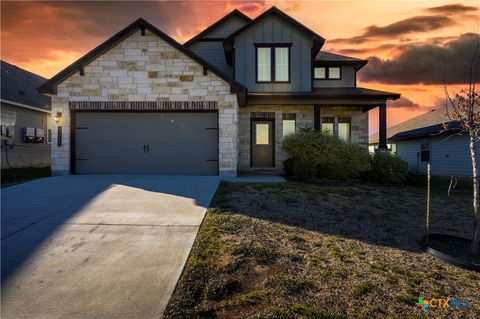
<box><xmin>39</xmin><ymin>7</ymin><xmax>399</xmax><ymax>176</ymax></box>
<box><xmin>369</xmin><ymin>106</ymin><xmax>478</xmax><ymax>177</ymax></box>
<box><xmin>1</xmin><ymin>61</ymin><xmax>52</xmax><ymax>168</ymax></box>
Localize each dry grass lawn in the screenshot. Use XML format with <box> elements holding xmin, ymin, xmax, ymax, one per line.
<box><xmin>164</xmin><ymin>181</ymin><xmax>480</xmax><ymax>319</ymax></box>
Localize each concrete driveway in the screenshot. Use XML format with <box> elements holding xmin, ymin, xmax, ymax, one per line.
<box><xmin>1</xmin><ymin>175</ymin><xmax>220</xmax><ymax>319</ymax></box>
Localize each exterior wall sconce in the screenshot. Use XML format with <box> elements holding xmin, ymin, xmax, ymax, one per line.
<box><xmin>54</xmin><ymin>111</ymin><xmax>62</xmax><ymax>124</ymax></box>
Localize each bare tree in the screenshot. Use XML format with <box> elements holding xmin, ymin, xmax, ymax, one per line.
<box><xmin>444</xmin><ymin>35</ymin><xmax>480</xmax><ymax>254</ymax></box>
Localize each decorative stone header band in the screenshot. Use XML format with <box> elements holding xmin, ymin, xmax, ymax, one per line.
<box><xmin>69</xmin><ymin>101</ymin><xmax>218</xmax><ymax>111</ymax></box>
<box><xmin>250</xmin><ymin>112</ymin><xmax>275</xmax><ymax>119</ymax></box>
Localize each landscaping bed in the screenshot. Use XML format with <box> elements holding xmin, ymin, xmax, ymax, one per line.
<box><xmin>1</xmin><ymin>166</ymin><xmax>51</xmax><ymax>188</ymax></box>
<box><xmin>165</xmin><ymin>182</ymin><xmax>479</xmax><ymax>319</ymax></box>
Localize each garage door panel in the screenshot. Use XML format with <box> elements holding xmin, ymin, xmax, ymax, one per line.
<box><xmin>74</xmin><ymin>112</ymin><xmax>218</xmax><ymax>175</ymax></box>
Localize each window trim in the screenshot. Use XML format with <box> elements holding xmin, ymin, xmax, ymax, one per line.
<box><xmin>255</xmin><ymin>43</ymin><xmax>291</xmax><ymax>83</ymax></box>
<box><xmin>313</xmin><ymin>65</ymin><xmax>342</xmax><ymax>80</ymax></box>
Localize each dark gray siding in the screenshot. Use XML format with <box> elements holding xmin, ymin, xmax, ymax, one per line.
<box><xmin>189</xmin><ymin>42</ymin><xmax>233</xmax><ymax>76</ymax></box>
<box><xmin>205</xmin><ymin>15</ymin><xmax>250</xmax><ymax>38</ymax></box>
<box><xmin>234</xmin><ymin>14</ymin><xmax>312</xmax><ymax>92</ymax></box>
<box><xmin>313</xmin><ymin>65</ymin><xmax>356</xmax><ymax>88</ymax></box>
<box><xmin>187</xmin><ymin>15</ymin><xmax>249</xmax><ymax>77</ymax></box>
<box><xmin>1</xmin><ymin>103</ymin><xmax>51</xmax><ymax>168</ymax></box>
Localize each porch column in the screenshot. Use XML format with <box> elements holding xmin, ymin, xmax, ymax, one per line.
<box><xmin>314</xmin><ymin>105</ymin><xmax>320</xmax><ymax>131</ymax></box>
<box><xmin>378</xmin><ymin>103</ymin><xmax>387</xmax><ymax>149</ymax></box>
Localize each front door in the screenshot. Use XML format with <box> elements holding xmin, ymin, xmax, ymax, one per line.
<box><xmin>251</xmin><ymin>119</ymin><xmax>274</xmax><ymax>167</ymax></box>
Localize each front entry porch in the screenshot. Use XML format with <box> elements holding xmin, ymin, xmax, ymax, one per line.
<box><xmin>239</xmin><ymin>88</ymin><xmax>399</xmax><ymax>174</ymax></box>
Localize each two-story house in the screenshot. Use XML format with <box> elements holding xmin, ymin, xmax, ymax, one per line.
<box><xmin>39</xmin><ymin>6</ymin><xmax>400</xmax><ymax>176</ymax></box>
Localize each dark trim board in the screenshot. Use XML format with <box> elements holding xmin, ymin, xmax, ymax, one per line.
<box><xmin>70</xmin><ymin>109</ymin><xmax>219</xmax><ymax>175</ymax></box>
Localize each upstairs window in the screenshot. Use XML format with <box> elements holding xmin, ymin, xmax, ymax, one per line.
<box><xmin>314</xmin><ymin>67</ymin><xmax>326</xmax><ymax>79</ymax></box>
<box><xmin>314</xmin><ymin>66</ymin><xmax>342</xmax><ymax>79</ymax></box>
<box><xmin>275</xmin><ymin>47</ymin><xmax>289</xmax><ymax>81</ymax></box>
<box><xmin>256</xmin><ymin>44</ymin><xmax>290</xmax><ymax>82</ymax></box>
<box><xmin>257</xmin><ymin>47</ymin><xmax>271</xmax><ymax>82</ymax></box>
<box><xmin>328</xmin><ymin>67</ymin><xmax>341</xmax><ymax>79</ymax></box>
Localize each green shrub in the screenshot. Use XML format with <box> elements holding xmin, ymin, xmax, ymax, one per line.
<box><xmin>367</xmin><ymin>151</ymin><xmax>408</xmax><ymax>184</ymax></box>
<box><xmin>283</xmin><ymin>131</ymin><xmax>370</xmax><ymax>180</ymax></box>
<box><xmin>282</xmin><ymin>157</ymin><xmax>295</xmax><ymax>176</ymax></box>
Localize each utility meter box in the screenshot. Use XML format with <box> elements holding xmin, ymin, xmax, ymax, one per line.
<box><xmin>6</xmin><ymin>127</ymin><xmax>14</xmax><ymax>138</ymax></box>
<box><xmin>24</xmin><ymin>127</ymin><xmax>35</xmax><ymax>143</ymax></box>
<box><xmin>35</xmin><ymin>128</ymin><xmax>45</xmax><ymax>143</ymax></box>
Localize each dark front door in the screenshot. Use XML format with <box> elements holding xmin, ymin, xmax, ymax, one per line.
<box><xmin>251</xmin><ymin>119</ymin><xmax>274</xmax><ymax>167</ymax></box>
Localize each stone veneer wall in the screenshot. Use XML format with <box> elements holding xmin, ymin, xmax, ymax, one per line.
<box><xmin>239</xmin><ymin>105</ymin><xmax>314</xmax><ymax>172</ymax></box>
<box><xmin>239</xmin><ymin>105</ymin><xmax>369</xmax><ymax>173</ymax></box>
<box><xmin>320</xmin><ymin>106</ymin><xmax>369</xmax><ymax>147</ymax></box>
<box><xmin>50</xmin><ymin>29</ymin><xmax>239</xmax><ymax>175</ymax></box>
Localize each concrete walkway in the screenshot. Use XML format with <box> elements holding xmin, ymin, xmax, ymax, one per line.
<box><xmin>1</xmin><ymin>175</ymin><xmax>220</xmax><ymax>319</ymax></box>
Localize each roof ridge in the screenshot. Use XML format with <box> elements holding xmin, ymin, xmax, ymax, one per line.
<box><xmin>184</xmin><ymin>8</ymin><xmax>252</xmax><ymax>46</ymax></box>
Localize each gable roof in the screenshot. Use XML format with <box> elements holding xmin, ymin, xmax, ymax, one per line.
<box><xmin>314</xmin><ymin>51</ymin><xmax>368</xmax><ymax>70</ymax></box>
<box><xmin>184</xmin><ymin>9</ymin><xmax>251</xmax><ymax>46</ymax></box>
<box><xmin>38</xmin><ymin>18</ymin><xmax>246</xmax><ymax>95</ymax></box>
<box><xmin>369</xmin><ymin>105</ymin><xmax>454</xmax><ymax>143</ymax></box>
<box><xmin>1</xmin><ymin>60</ymin><xmax>51</xmax><ymax>111</ymax></box>
<box><xmin>223</xmin><ymin>6</ymin><xmax>325</xmax><ymax>64</ymax></box>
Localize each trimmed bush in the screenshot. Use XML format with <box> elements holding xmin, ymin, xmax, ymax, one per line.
<box><xmin>367</xmin><ymin>151</ymin><xmax>408</xmax><ymax>184</ymax></box>
<box><xmin>283</xmin><ymin>131</ymin><xmax>370</xmax><ymax>180</ymax></box>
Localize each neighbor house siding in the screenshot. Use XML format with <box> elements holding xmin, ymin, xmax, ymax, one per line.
<box><xmin>313</xmin><ymin>65</ymin><xmax>356</xmax><ymax>88</ymax></box>
<box><xmin>430</xmin><ymin>135</ymin><xmax>474</xmax><ymax>176</ymax></box>
<box><xmin>234</xmin><ymin>14</ymin><xmax>312</xmax><ymax>92</ymax></box>
<box><xmin>398</xmin><ymin>134</ymin><xmax>480</xmax><ymax>177</ymax></box>
<box><xmin>396</xmin><ymin>139</ymin><xmax>427</xmax><ymax>174</ymax></box>
<box><xmin>1</xmin><ymin>103</ymin><xmax>51</xmax><ymax>168</ymax></box>
<box><xmin>50</xmin><ymin>29</ymin><xmax>239</xmax><ymax>176</ymax></box>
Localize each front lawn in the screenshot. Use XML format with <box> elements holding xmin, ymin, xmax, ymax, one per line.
<box><xmin>1</xmin><ymin>166</ymin><xmax>51</xmax><ymax>188</ymax></box>
<box><xmin>164</xmin><ymin>182</ymin><xmax>479</xmax><ymax>319</ymax></box>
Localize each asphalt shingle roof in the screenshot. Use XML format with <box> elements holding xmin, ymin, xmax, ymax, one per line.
<box><xmin>1</xmin><ymin>60</ymin><xmax>51</xmax><ymax>110</ymax></box>
<box><xmin>314</xmin><ymin>51</ymin><xmax>366</xmax><ymax>63</ymax></box>
<box><xmin>369</xmin><ymin>106</ymin><xmax>453</xmax><ymax>143</ymax></box>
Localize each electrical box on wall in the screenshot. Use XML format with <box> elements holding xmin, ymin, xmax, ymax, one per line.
<box><xmin>6</xmin><ymin>127</ymin><xmax>14</xmax><ymax>138</ymax></box>
<box><xmin>1</xmin><ymin>125</ymin><xmax>6</xmax><ymax>135</ymax></box>
<box><xmin>35</xmin><ymin>128</ymin><xmax>45</xmax><ymax>143</ymax></box>
<box><xmin>24</xmin><ymin>127</ymin><xmax>35</xmax><ymax>143</ymax></box>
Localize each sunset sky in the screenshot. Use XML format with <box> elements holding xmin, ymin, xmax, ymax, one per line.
<box><xmin>1</xmin><ymin>0</ymin><xmax>479</xmax><ymax>133</ymax></box>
